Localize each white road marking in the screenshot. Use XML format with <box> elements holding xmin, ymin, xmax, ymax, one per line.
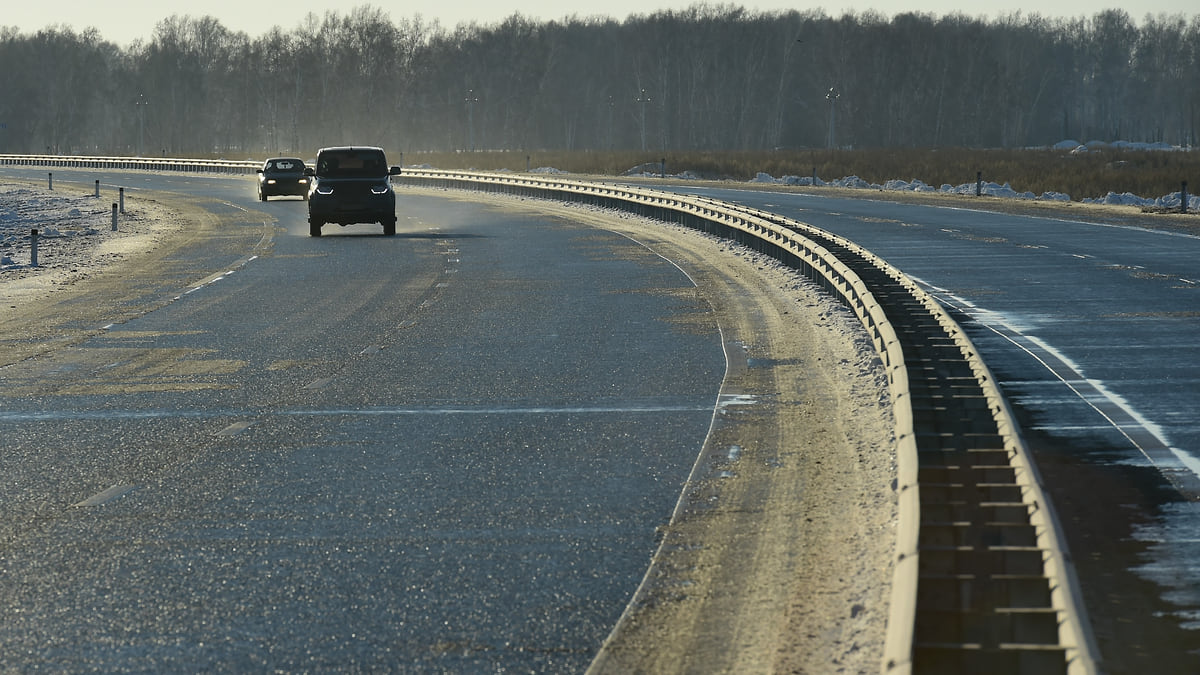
<box><xmin>304</xmin><ymin>377</ymin><xmax>334</xmax><ymax>390</ymax></box>
<box><xmin>919</xmin><ymin>282</ymin><xmax>1200</xmax><ymax>497</ymax></box>
<box><xmin>215</xmin><ymin>420</ymin><xmax>254</xmax><ymax>436</ymax></box>
<box><xmin>72</xmin><ymin>484</ymin><xmax>137</xmax><ymax>507</ymax></box>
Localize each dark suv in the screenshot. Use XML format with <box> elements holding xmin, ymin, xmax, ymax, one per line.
<box><xmin>304</xmin><ymin>146</ymin><xmax>401</xmax><ymax>237</ymax></box>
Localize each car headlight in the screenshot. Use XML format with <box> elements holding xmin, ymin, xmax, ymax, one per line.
<box><xmin>370</xmin><ymin>184</ymin><xmax>390</xmax><ymax>195</ymax></box>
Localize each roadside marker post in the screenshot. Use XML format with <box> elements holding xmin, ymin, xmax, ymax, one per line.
<box><xmin>111</xmin><ymin>203</ymin><xmax>118</xmax><ymax>231</ymax></box>
<box><xmin>119</xmin><ymin>187</ymin><xmax>125</xmax><ymax>214</ymax></box>
<box><xmin>29</xmin><ymin>229</ymin><xmax>38</xmax><ymax>267</ymax></box>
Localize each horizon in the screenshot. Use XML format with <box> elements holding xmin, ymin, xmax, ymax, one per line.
<box><xmin>5</xmin><ymin>0</ymin><xmax>1197</xmax><ymax>47</ymax></box>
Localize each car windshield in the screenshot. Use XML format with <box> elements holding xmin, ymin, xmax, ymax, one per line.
<box><xmin>316</xmin><ymin>151</ymin><xmax>387</xmax><ymax>178</ymax></box>
<box><xmin>265</xmin><ymin>159</ymin><xmax>304</xmax><ymax>173</ymax></box>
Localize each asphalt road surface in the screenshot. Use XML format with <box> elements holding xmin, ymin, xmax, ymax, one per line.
<box><xmin>0</xmin><ymin>174</ymin><xmax>728</xmax><ymax>671</ymax></box>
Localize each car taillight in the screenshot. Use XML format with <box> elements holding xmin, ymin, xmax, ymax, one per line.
<box><xmin>315</xmin><ymin>186</ymin><xmax>334</xmax><ymax>195</ymax></box>
<box><xmin>370</xmin><ymin>183</ymin><xmax>390</xmax><ymax>195</ymax></box>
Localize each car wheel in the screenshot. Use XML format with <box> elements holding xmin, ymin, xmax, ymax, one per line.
<box><xmin>383</xmin><ymin>218</ymin><xmax>396</xmax><ymax>236</ymax></box>
<box><xmin>259</xmin><ymin>189</ymin><xmax>267</xmax><ymax>202</ymax></box>
<box><xmin>309</xmin><ymin>220</ymin><xmax>323</xmax><ymax>237</ymax></box>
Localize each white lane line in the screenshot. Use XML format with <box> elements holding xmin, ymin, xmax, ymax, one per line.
<box><xmin>215</xmin><ymin>420</ymin><xmax>255</xmax><ymax>436</ymax></box>
<box><xmin>73</xmin><ymin>484</ymin><xmax>137</xmax><ymax>507</ymax></box>
<box><xmin>280</xmin><ymin>404</ymin><xmax>711</xmax><ymax>417</ymax></box>
<box><xmin>1</xmin><ymin>404</ymin><xmax>712</xmax><ymax>423</ymax></box>
<box><xmin>920</xmin><ymin>283</ymin><xmax>1200</xmax><ymax>498</ymax></box>
<box><xmin>717</xmin><ymin>393</ymin><xmax>758</xmax><ymax>409</ymax></box>
<box><xmin>304</xmin><ymin>377</ymin><xmax>334</xmax><ymax>390</ymax></box>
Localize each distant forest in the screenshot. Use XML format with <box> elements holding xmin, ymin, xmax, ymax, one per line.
<box><xmin>1</xmin><ymin>4</ymin><xmax>1197</xmax><ymax>157</ymax></box>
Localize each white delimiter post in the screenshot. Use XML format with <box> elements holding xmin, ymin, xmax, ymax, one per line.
<box><xmin>111</xmin><ymin>204</ymin><xmax>118</xmax><ymax>231</ymax></box>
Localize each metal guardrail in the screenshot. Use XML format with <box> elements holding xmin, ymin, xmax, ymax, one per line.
<box><xmin>0</xmin><ymin>153</ymin><xmax>257</xmax><ymax>174</ymax></box>
<box><xmin>0</xmin><ymin>155</ymin><xmax>1099</xmax><ymax>674</ymax></box>
<box><xmin>721</xmin><ymin>200</ymin><xmax>1101</xmax><ymax>675</ymax></box>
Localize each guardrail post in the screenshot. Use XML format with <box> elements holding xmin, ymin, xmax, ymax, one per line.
<box><xmin>119</xmin><ymin>187</ymin><xmax>125</xmax><ymax>214</ymax></box>
<box><xmin>1183</xmin><ymin>181</ymin><xmax>1189</xmax><ymax>214</ymax></box>
<box><xmin>111</xmin><ymin>203</ymin><xmax>118</xmax><ymax>231</ymax></box>
<box><xmin>29</xmin><ymin>229</ymin><xmax>38</xmax><ymax>266</ymax></box>
<box><xmin>94</xmin><ymin>179</ymin><xmax>100</xmax><ymax>198</ymax></box>
<box><xmin>976</xmin><ymin>171</ymin><xmax>983</xmax><ymax>197</ymax></box>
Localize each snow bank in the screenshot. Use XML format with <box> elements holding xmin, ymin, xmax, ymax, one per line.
<box><xmin>750</xmin><ymin>172</ymin><xmax>823</xmax><ymax>186</ymax></box>
<box><xmin>1056</xmin><ymin>139</ymin><xmax>1185</xmax><ymax>154</ymax></box>
<box><xmin>1083</xmin><ymin>190</ymin><xmax>1200</xmax><ymax>211</ymax></box>
<box><xmin>0</xmin><ymin>183</ymin><xmax>180</xmax><ymax>279</ymax></box>
<box><xmin>752</xmin><ymin>173</ymin><xmax>1082</xmax><ymax>203</ymax></box>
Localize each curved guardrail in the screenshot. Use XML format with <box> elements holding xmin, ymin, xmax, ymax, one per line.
<box><xmin>0</xmin><ymin>155</ymin><xmax>1098</xmax><ymax>674</ymax></box>
<box><xmin>398</xmin><ymin>168</ymin><xmax>1100</xmax><ymax>675</ymax></box>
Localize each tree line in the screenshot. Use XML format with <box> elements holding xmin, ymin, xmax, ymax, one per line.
<box><xmin>1</xmin><ymin>4</ymin><xmax>1197</xmax><ymax>158</ymax></box>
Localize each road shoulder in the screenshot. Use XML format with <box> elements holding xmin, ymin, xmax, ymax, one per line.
<box><xmin>1</xmin><ymin>181</ymin><xmax>272</xmax><ymax>366</ymax></box>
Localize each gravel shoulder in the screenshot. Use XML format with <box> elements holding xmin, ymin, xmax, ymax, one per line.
<box><xmin>586</xmin><ymin>207</ymin><xmax>897</xmax><ymax>674</ymax></box>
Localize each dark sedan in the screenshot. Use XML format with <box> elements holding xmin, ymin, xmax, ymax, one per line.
<box><xmin>256</xmin><ymin>157</ymin><xmax>309</xmax><ymax>200</ymax></box>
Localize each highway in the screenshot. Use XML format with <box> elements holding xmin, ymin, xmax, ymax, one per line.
<box><xmin>0</xmin><ymin>171</ymin><xmax>728</xmax><ymax>671</ymax></box>
<box><xmin>3</xmin><ymin>167</ymin><xmax>1199</xmax><ymax>671</ymax></box>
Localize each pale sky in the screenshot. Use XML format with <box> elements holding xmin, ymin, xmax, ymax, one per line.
<box><xmin>4</xmin><ymin>0</ymin><xmax>1196</xmax><ymax>46</ymax></box>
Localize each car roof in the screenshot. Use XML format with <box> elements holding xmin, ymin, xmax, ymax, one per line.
<box><xmin>316</xmin><ymin>146</ymin><xmax>385</xmax><ymax>154</ymax></box>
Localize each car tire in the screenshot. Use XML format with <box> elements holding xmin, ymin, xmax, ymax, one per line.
<box><xmin>309</xmin><ymin>220</ymin><xmax>323</xmax><ymax>237</ymax></box>
<box><xmin>259</xmin><ymin>190</ymin><xmax>267</xmax><ymax>202</ymax></box>
<box><xmin>383</xmin><ymin>218</ymin><xmax>396</xmax><ymax>236</ymax></box>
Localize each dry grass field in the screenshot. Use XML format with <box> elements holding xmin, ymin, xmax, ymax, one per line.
<box><xmin>399</xmin><ymin>147</ymin><xmax>1198</xmax><ymax>203</ymax></box>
